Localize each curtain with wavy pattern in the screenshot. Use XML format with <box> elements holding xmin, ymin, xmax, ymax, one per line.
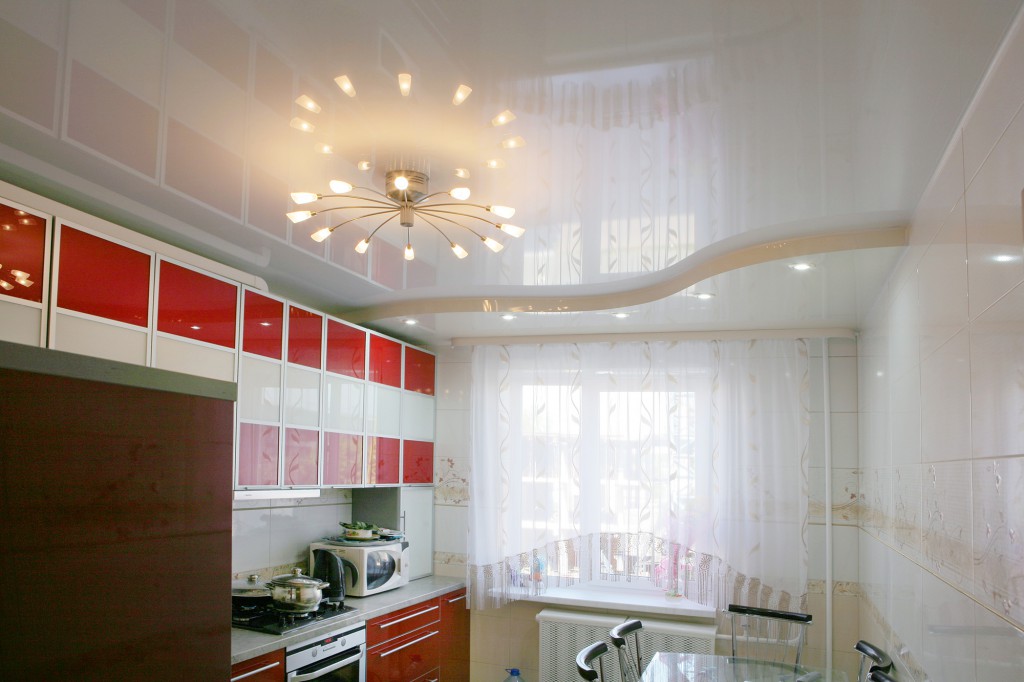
<box><xmin>467</xmin><ymin>339</ymin><xmax>809</xmax><ymax>613</ymax></box>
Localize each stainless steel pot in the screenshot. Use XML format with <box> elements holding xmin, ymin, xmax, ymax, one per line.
<box><xmin>265</xmin><ymin>568</ymin><xmax>329</xmax><ymax>613</ymax></box>
<box><xmin>231</xmin><ymin>573</ymin><xmax>272</xmax><ymax>610</ymax></box>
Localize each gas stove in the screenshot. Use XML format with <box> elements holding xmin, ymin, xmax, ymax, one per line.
<box><xmin>232</xmin><ymin>601</ymin><xmax>358</xmax><ymax>636</ymax></box>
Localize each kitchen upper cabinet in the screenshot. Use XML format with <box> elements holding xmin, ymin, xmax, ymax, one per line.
<box><xmin>241</xmin><ymin>290</ymin><xmax>284</xmax><ymax>360</ymax></box>
<box><xmin>323</xmin><ymin>431</ymin><xmax>362</xmax><ymax>486</ymax></box>
<box><xmin>288</xmin><ymin>304</ymin><xmax>323</xmax><ymax>369</ymax></box>
<box><xmin>0</xmin><ymin>199</ymin><xmax>50</xmax><ymax>347</ymax></box>
<box><xmin>404</xmin><ymin>346</ymin><xmax>435</xmax><ymax>395</ymax></box>
<box><xmin>366</xmin><ymin>436</ymin><xmax>400</xmax><ymax>485</ymax></box>
<box><xmin>402</xmin><ymin>440</ymin><xmax>434</xmax><ymax>485</ymax></box>
<box><xmin>368</xmin><ymin>333</ymin><xmax>402</xmax><ymax>387</ymax></box>
<box><xmin>51</xmin><ymin>222</ymin><xmax>152</xmax><ymax>365</ymax></box>
<box><xmin>439</xmin><ymin>588</ymin><xmax>470</xmax><ymax>682</ymax></box>
<box><xmin>155</xmin><ymin>258</ymin><xmax>238</xmax><ymax>381</ymax></box>
<box><xmin>326</xmin><ymin>318</ymin><xmax>366</xmax><ymax>378</ymax></box>
<box><xmin>284</xmin><ymin>427</ymin><xmax>319</xmax><ymax>486</ymax></box>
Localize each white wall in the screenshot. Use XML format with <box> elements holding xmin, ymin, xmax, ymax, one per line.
<box><xmin>857</xmin><ymin>9</ymin><xmax>1024</xmax><ymax>680</ymax></box>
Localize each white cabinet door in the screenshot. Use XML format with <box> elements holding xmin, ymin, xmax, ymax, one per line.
<box><xmin>401</xmin><ymin>486</ymin><xmax>434</xmax><ymax>579</ymax></box>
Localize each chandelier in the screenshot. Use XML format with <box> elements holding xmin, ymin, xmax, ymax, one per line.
<box><xmin>286</xmin><ymin>170</ymin><xmax>524</xmax><ymax>261</ymax></box>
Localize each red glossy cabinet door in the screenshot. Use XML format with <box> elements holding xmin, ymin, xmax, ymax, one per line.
<box><xmin>367</xmin><ymin>598</ymin><xmax>442</xmax><ymax>682</ymax></box>
<box><xmin>404</xmin><ymin>346</ymin><xmax>435</xmax><ymax>395</ymax></box>
<box><xmin>440</xmin><ymin>589</ymin><xmax>470</xmax><ymax>682</ymax></box>
<box><xmin>326</xmin><ymin>318</ymin><xmax>366</xmax><ymax>378</ymax></box>
<box><xmin>157</xmin><ymin>260</ymin><xmax>238</xmax><ymax>347</ymax></box>
<box><xmin>402</xmin><ymin>440</ymin><xmax>434</xmax><ymax>484</ymax></box>
<box><xmin>288</xmin><ymin>305</ymin><xmax>323</xmax><ymax>369</ymax></box>
<box><xmin>0</xmin><ymin>203</ymin><xmax>47</xmax><ymax>304</ymax></box>
<box><xmin>242</xmin><ymin>290</ymin><xmax>284</xmax><ymax>359</ymax></box>
<box><xmin>57</xmin><ymin>224</ymin><xmax>150</xmax><ymax>324</ymax></box>
<box><xmin>367</xmin><ymin>436</ymin><xmax>400</xmax><ymax>485</ymax></box>
<box><xmin>323</xmin><ymin>432</ymin><xmax>362</xmax><ymax>486</ymax></box>
<box><xmin>229</xmin><ymin>648</ymin><xmax>284</xmax><ymax>682</ymax></box>
<box><xmin>368</xmin><ymin>334</ymin><xmax>402</xmax><ymax>387</ymax></box>
<box><xmin>237</xmin><ymin>423</ymin><xmax>280</xmax><ymax>486</ymax></box>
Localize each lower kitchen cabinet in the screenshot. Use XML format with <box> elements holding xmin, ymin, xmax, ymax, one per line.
<box><xmin>366</xmin><ymin>598</ymin><xmax>442</xmax><ymax>682</ymax></box>
<box><xmin>439</xmin><ymin>588</ymin><xmax>470</xmax><ymax>681</ymax></box>
<box><xmin>230</xmin><ymin>648</ymin><xmax>284</xmax><ymax>681</ymax></box>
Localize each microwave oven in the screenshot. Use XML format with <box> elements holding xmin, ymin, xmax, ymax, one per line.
<box><xmin>309</xmin><ymin>540</ymin><xmax>410</xmax><ymax>597</ymax></box>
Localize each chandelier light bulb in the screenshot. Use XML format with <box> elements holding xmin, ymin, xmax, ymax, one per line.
<box><xmin>451</xmin><ymin>242</ymin><xmax>469</xmax><ymax>259</ymax></box>
<box><xmin>498</xmin><ymin>223</ymin><xmax>525</xmax><ymax>238</ymax></box>
<box><xmin>398</xmin><ymin>73</ymin><xmax>412</xmax><ymax>96</ymax></box>
<box><xmin>287</xmin><ymin>210</ymin><xmax>314</xmax><ymax>223</ymax></box>
<box><xmin>329</xmin><ymin>180</ymin><xmax>353</xmax><ymax>194</ymax></box>
<box><xmin>354</xmin><ymin>238</ymin><xmax>371</xmax><ymax>254</ymax></box>
<box><xmin>394</xmin><ymin>176</ymin><xmax>410</xmax><ymax>191</ymax></box>
<box><xmin>290</xmin><ymin>192</ymin><xmax>319</xmax><ymax>204</ymax></box>
<box><xmin>310</xmin><ymin>227</ymin><xmax>332</xmax><ymax>243</ymax></box>
<box><xmin>454</xmin><ymin>168</ymin><xmax>470</xmax><ymax>179</ymax></box>
<box><xmin>316</xmin><ymin>143</ymin><xmax>334</xmax><ymax>154</ymax></box>
<box><xmin>357</xmin><ymin>160</ymin><xmax>372</xmax><ymax>171</ymax></box>
<box><xmin>482</xmin><ymin>236</ymin><xmax>504</xmax><ymax>253</ymax></box>
<box><xmin>334</xmin><ymin>75</ymin><xmax>356</xmax><ymax>97</ymax></box>
<box><xmin>452</xmin><ymin>84</ymin><xmax>473</xmax><ymax>105</ymax></box>
<box><xmin>501</xmin><ymin>136</ymin><xmax>526</xmax><ymax>149</ymax></box>
<box><xmin>449</xmin><ymin>187</ymin><xmax>471</xmax><ymax>200</ymax></box>
<box><xmin>289</xmin><ymin>117</ymin><xmax>314</xmax><ymax>132</ymax></box>
<box><xmin>9</xmin><ymin>269</ymin><xmax>29</xmax><ymax>279</ymax></box>
<box><xmin>485</xmin><ymin>159</ymin><xmax>506</xmax><ymax>169</ymax></box>
<box><xmin>491</xmin><ymin>110</ymin><xmax>516</xmax><ymax>126</ymax></box>
<box><xmin>294</xmin><ymin>95</ymin><xmax>321</xmax><ymax>113</ymax></box>
<box><xmin>404</xmin><ymin>243</ymin><xmax>415</xmax><ymax>261</ymax></box>
<box><xmin>0</xmin><ymin>280</ymin><xmax>12</xmax><ymax>291</ymax></box>
<box><xmin>488</xmin><ymin>205</ymin><xmax>515</xmax><ymax>219</ymax></box>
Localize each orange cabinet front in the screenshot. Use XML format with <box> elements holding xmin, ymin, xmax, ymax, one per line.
<box><xmin>157</xmin><ymin>260</ymin><xmax>238</xmax><ymax>347</ymax></box>
<box><xmin>242</xmin><ymin>290</ymin><xmax>284</xmax><ymax>360</ymax></box>
<box><xmin>230</xmin><ymin>648</ymin><xmax>284</xmax><ymax>682</ymax></box>
<box><xmin>403</xmin><ymin>346</ymin><xmax>435</xmax><ymax>395</ymax></box>
<box><xmin>368</xmin><ymin>334</ymin><xmax>402</xmax><ymax>387</ymax></box>
<box><xmin>367</xmin><ymin>598</ymin><xmax>442</xmax><ymax>682</ymax></box>
<box><xmin>439</xmin><ymin>589</ymin><xmax>470</xmax><ymax>681</ymax></box>
<box><xmin>402</xmin><ymin>440</ymin><xmax>434</xmax><ymax>485</ymax></box>
<box><xmin>56</xmin><ymin>224</ymin><xmax>150</xmax><ymax>325</ymax></box>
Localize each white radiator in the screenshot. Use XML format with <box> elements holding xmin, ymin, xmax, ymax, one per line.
<box><xmin>536</xmin><ymin>608</ymin><xmax>716</xmax><ymax>682</ymax></box>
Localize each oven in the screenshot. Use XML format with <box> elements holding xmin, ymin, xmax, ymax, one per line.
<box><xmin>284</xmin><ymin>622</ymin><xmax>366</xmax><ymax>682</ymax></box>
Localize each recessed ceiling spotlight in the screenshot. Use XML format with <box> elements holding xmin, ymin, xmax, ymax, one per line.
<box><xmin>397</xmin><ymin>73</ymin><xmax>412</xmax><ymax>97</ymax></box>
<box><xmin>692</xmin><ymin>292</ymin><xmax>715</xmax><ymax>300</ymax></box>
<box><xmin>485</xmin><ymin>159</ymin><xmax>506</xmax><ymax>169</ymax></box>
<box><xmin>452</xmin><ymin>84</ymin><xmax>472</xmax><ymax>105</ymax></box>
<box><xmin>316</xmin><ymin>143</ymin><xmax>334</xmax><ymax>154</ymax></box>
<box><xmin>993</xmin><ymin>254</ymin><xmax>1019</xmax><ymax>262</ymax></box>
<box><xmin>501</xmin><ymin>314</ymin><xmax>516</xmax><ymax>321</ymax></box>
<box><xmin>289</xmin><ymin>117</ymin><xmax>314</xmax><ymax>133</ymax></box>
<box><xmin>454</xmin><ymin>168</ymin><xmax>470</xmax><ymax>179</ymax></box>
<box><xmin>501</xmin><ymin>136</ymin><xmax>526</xmax><ymax>149</ymax></box>
<box><xmin>1</xmin><ymin>224</ymin><xmax>13</xmax><ymax>231</ymax></box>
<box><xmin>295</xmin><ymin>95</ymin><xmax>321</xmax><ymax>114</ymax></box>
<box><xmin>357</xmin><ymin>160</ymin><xmax>372</xmax><ymax>171</ymax></box>
<box><xmin>334</xmin><ymin>75</ymin><xmax>356</xmax><ymax>97</ymax></box>
<box><xmin>404</xmin><ymin>318</ymin><xmax>418</xmax><ymax>326</ymax></box>
<box><xmin>788</xmin><ymin>262</ymin><xmax>814</xmax><ymax>271</ymax></box>
<box><xmin>491</xmin><ymin>110</ymin><xmax>516</xmax><ymax>126</ymax></box>
<box><xmin>613</xmin><ymin>312</ymin><xmax>630</xmax><ymax>319</ymax></box>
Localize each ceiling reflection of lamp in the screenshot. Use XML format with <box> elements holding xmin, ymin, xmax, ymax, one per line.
<box><xmin>287</xmin><ymin>170</ymin><xmax>524</xmax><ymax>260</ymax></box>
<box><xmin>0</xmin><ymin>264</ymin><xmax>34</xmax><ymax>291</ymax></box>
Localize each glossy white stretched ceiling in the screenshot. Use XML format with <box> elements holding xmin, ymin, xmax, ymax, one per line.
<box><xmin>0</xmin><ymin>0</ymin><xmax>1019</xmax><ymax>346</ymax></box>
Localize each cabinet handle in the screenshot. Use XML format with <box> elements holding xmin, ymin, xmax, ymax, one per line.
<box><xmin>447</xmin><ymin>593</ymin><xmax>467</xmax><ymax>604</ymax></box>
<box><xmin>230</xmin><ymin>661</ymin><xmax>280</xmax><ymax>681</ymax></box>
<box><xmin>379</xmin><ymin>630</ymin><xmax>439</xmax><ymax>657</ymax></box>
<box><xmin>379</xmin><ymin>604</ymin><xmax>439</xmax><ymax>627</ymax></box>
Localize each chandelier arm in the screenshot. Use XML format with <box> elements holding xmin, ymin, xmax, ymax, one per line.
<box><xmin>414</xmin><ymin>201</ymin><xmax>492</xmax><ymax>212</ymax></box>
<box><xmin>365</xmin><ymin>213</ymin><xmax>399</xmax><ymax>240</ymax></box>
<box><xmin>317</xmin><ymin>194</ymin><xmax>395</xmax><ymax>208</ymax></box>
<box><xmin>413</xmin><ymin>209</ymin><xmax>486</xmax><ymax>240</ymax></box>
<box><xmin>414</xmin><ymin>192</ymin><xmax>457</xmax><ymax>204</ymax></box>
<box><xmin>415</xmin><ymin>208</ymin><xmax>499</xmax><ymax>230</ymax></box>
<box><xmin>414</xmin><ymin>213</ymin><xmax>457</xmax><ymax>243</ymax></box>
<box><xmin>326</xmin><ymin>209</ymin><xmax>399</xmax><ymax>234</ymax></box>
<box><xmin>346</xmin><ymin>186</ymin><xmax>396</xmax><ymax>203</ymax></box>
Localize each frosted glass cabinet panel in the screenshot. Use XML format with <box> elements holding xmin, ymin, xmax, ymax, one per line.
<box><xmin>401</xmin><ymin>392</ymin><xmax>435</xmax><ymax>441</ymax></box>
<box><xmin>324</xmin><ymin>374</ymin><xmax>363</xmax><ymax>433</ymax></box>
<box><xmin>238</xmin><ymin>355</ymin><xmax>282</xmax><ymax>422</ymax></box>
<box><xmin>237</xmin><ymin>423</ymin><xmax>280</xmax><ymax>487</ymax></box>
<box><xmin>284</xmin><ymin>365</ymin><xmax>321</xmax><ymax>427</ymax></box>
<box><xmin>365</xmin><ymin>383</ymin><xmax>401</xmax><ymax>437</ymax></box>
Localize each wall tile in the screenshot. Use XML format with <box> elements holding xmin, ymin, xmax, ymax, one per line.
<box><xmin>434</xmin><ymin>504</ymin><xmax>469</xmax><ymax>555</ymax></box>
<box><xmin>232</xmin><ymin>507</ymin><xmax>271</xmax><ymax>573</ymax></box>
<box><xmin>965</xmin><ymin>101</ymin><xmax>1024</xmax><ymax>319</ymax></box>
<box><xmin>890</xmin><ymin>364</ymin><xmax>921</xmax><ymax>466</ymax></box>
<box><xmin>435</xmin><ymin>456</ymin><xmax>470</xmax><ymax>506</ymax></box>
<box><xmin>920</xmin><ymin>329</ymin><xmax>972</xmax><ymax>463</ymax></box>
<box><xmin>923</xmin><ymin>461</ymin><xmax>973</xmax><ymax>587</ymax></box>
<box><xmin>435</xmin><ymin>408</ymin><xmax>471</xmax><ymax>460</ymax></box>
<box><xmin>911</xmin><ymin>132</ymin><xmax>965</xmax><ymax>248</ymax></box>
<box><xmin>918</xmin><ymin>204</ymin><xmax>969</xmax><ymax>358</ymax></box>
<box><xmin>436</xmin><ymin>361</ymin><xmax>471</xmax><ymax>410</ymax></box>
<box><xmin>974</xmin><ymin>602</ymin><xmax>1024</xmax><ymax>681</ymax></box>
<box><xmin>888</xmin><ymin>552</ymin><xmax>924</xmax><ymax>670</ymax></box>
<box><xmin>972</xmin><ymin>457</ymin><xmax>1024</xmax><ymax>627</ymax></box>
<box><xmin>970</xmin><ymin>282</ymin><xmax>1024</xmax><ymax>459</ymax></box>
<box><xmin>892</xmin><ymin>463</ymin><xmax>923</xmax><ymax>563</ymax></box>
<box><xmin>267</xmin><ymin>503</ymin><xmax>344</xmax><ymax>568</ymax></box>
<box><xmin>921</xmin><ymin>571</ymin><xmax>976</xmax><ymax>682</ymax></box>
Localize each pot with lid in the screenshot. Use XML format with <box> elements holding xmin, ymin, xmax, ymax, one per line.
<box><xmin>265</xmin><ymin>568</ymin><xmax>329</xmax><ymax>613</ymax></box>
<box><xmin>231</xmin><ymin>574</ymin><xmax>272</xmax><ymax>611</ymax></box>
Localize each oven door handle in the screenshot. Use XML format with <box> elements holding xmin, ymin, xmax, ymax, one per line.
<box><xmin>287</xmin><ymin>646</ymin><xmax>364</xmax><ymax>682</ymax></box>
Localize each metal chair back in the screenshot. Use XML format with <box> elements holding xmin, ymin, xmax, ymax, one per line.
<box><xmin>726</xmin><ymin>603</ymin><xmax>813</xmax><ymax>668</ymax></box>
<box><xmin>577</xmin><ymin>641</ymin><xmax>612</xmax><ymax>682</ymax></box>
<box><xmin>609</xmin><ymin>619</ymin><xmax>643</xmax><ymax>682</ymax></box>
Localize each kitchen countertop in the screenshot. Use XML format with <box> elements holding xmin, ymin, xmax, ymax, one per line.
<box><xmin>231</xmin><ymin>575</ymin><xmax>465</xmax><ymax>665</ymax></box>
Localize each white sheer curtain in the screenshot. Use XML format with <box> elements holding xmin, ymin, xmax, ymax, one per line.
<box><xmin>468</xmin><ymin>339</ymin><xmax>809</xmax><ymax>613</ymax></box>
